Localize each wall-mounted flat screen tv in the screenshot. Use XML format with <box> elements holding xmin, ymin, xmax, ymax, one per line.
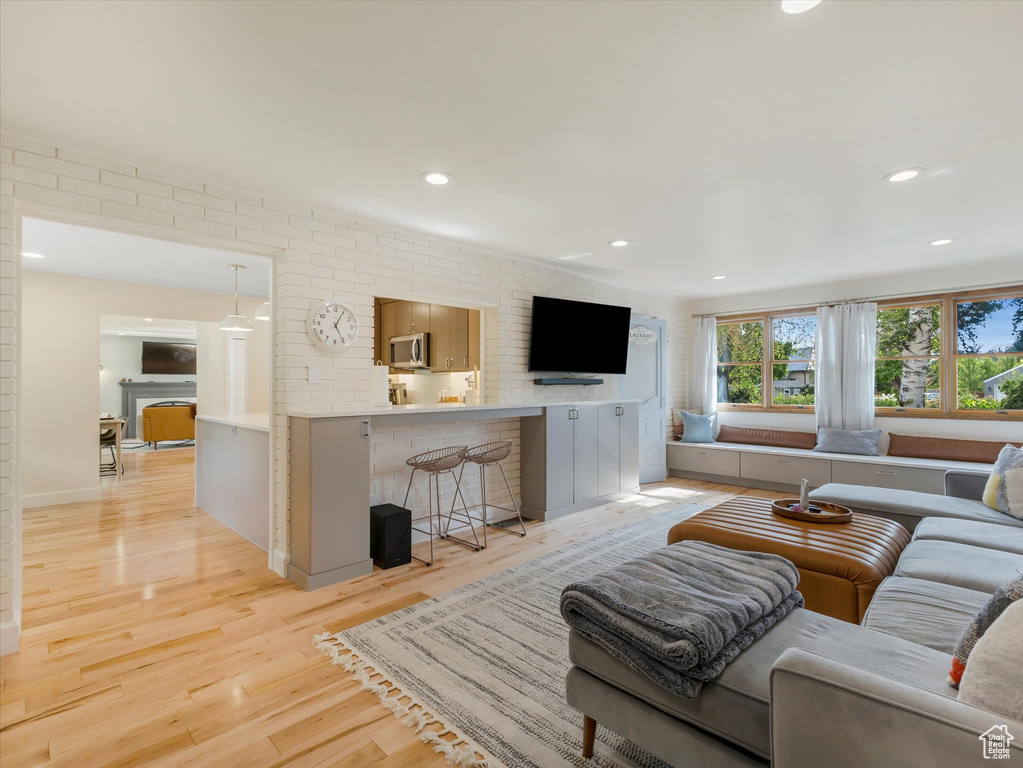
<box><xmin>141</xmin><ymin>341</ymin><xmax>197</xmax><ymax>375</ymax></box>
<box><xmin>528</xmin><ymin>296</ymin><xmax>632</xmax><ymax>374</ymax></box>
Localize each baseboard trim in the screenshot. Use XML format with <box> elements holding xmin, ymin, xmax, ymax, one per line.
<box><xmin>22</xmin><ymin>487</ymin><xmax>102</xmax><ymax>508</ymax></box>
<box><xmin>270</xmin><ymin>548</ymin><xmax>289</xmax><ymax>577</ymax></box>
<box><xmin>0</xmin><ymin>621</ymin><xmax>21</xmax><ymax>656</ymax></box>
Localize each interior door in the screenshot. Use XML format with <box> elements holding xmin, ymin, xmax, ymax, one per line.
<box><xmin>619</xmin><ymin>316</ymin><xmax>667</xmax><ymax>483</ymax></box>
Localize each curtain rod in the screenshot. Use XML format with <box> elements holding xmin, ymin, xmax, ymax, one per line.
<box><xmin>689</xmin><ymin>279</ymin><xmax>1020</xmax><ymax>319</ymax></box>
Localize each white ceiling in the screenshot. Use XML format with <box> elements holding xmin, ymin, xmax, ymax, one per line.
<box><xmin>2</xmin><ymin>0</ymin><xmax>1021</xmax><ymax>298</ymax></box>
<box><xmin>100</xmin><ymin>315</ymin><xmax>198</xmax><ymax>339</ymax></box>
<box><xmin>21</xmin><ymin>218</ymin><xmax>270</xmax><ymax>298</ymax></box>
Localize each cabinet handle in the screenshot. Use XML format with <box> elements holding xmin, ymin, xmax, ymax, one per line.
<box><xmin>878</xmin><ymin>470</ymin><xmax>897</xmax><ymax>476</ymax></box>
<box><xmin>776</xmin><ymin>460</ymin><xmax>790</xmax><ymax>465</ymax></box>
<box><xmin>360</xmin><ymin>420</ymin><xmax>370</xmax><ymax>438</ymax></box>
<box><xmin>696</xmin><ymin>451</ymin><xmax>707</xmax><ymax>456</ymax></box>
<box><xmin>464</xmin><ymin>355</ymin><xmax>468</xmax><ymax>367</ymax></box>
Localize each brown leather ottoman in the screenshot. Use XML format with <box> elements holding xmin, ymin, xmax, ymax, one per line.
<box><xmin>668</xmin><ymin>497</ymin><xmax>911</xmax><ymax>623</ymax></box>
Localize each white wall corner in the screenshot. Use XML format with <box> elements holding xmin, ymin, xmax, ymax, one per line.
<box><xmin>0</xmin><ymin>621</ymin><xmax>21</xmax><ymax>656</ymax></box>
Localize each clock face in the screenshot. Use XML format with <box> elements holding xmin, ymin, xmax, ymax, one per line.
<box><xmin>307</xmin><ymin>301</ymin><xmax>358</xmax><ymax>352</ymax></box>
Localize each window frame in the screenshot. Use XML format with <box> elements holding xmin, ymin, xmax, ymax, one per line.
<box><xmin>714</xmin><ymin>316</ymin><xmax>767</xmax><ymax>411</ymax></box>
<box><xmin>710</xmin><ymin>284</ymin><xmax>1023</xmax><ymax>421</ymax></box>
<box><xmin>951</xmin><ymin>289</ymin><xmax>1023</xmax><ymax>418</ymax></box>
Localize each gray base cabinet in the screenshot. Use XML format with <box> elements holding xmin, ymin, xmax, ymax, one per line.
<box><xmin>521</xmin><ymin>403</ymin><xmax>640</xmax><ymax>521</ymax></box>
<box><xmin>289</xmin><ymin>416</ymin><xmax>373</xmax><ymax>590</ymax></box>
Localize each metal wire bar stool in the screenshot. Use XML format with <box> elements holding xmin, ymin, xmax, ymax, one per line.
<box><xmin>403</xmin><ymin>445</ymin><xmax>479</xmax><ymax>565</ymax></box>
<box><xmin>446</xmin><ymin>439</ymin><xmax>525</xmax><ymax>549</ymax></box>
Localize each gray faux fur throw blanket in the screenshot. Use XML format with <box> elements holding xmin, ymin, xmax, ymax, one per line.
<box><xmin>560</xmin><ymin>540</ymin><xmax>804</xmax><ymax>698</ymax></box>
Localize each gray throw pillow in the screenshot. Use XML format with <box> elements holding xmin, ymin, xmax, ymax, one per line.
<box><xmin>813</xmin><ymin>428</ymin><xmax>881</xmax><ymax>456</ymax></box>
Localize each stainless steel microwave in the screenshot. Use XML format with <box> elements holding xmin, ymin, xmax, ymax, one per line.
<box><xmin>389</xmin><ymin>333</ymin><xmax>430</xmax><ymax>369</ymax></box>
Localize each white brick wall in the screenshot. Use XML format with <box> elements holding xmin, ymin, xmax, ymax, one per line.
<box><xmin>0</xmin><ymin>129</ymin><xmax>688</xmax><ymax>632</ymax></box>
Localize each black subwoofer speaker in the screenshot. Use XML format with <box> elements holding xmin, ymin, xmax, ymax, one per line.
<box><xmin>369</xmin><ymin>503</ymin><xmax>412</xmax><ymax>569</ymax></box>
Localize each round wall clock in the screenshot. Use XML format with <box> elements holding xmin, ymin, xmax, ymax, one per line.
<box><xmin>307</xmin><ymin>300</ymin><xmax>358</xmax><ymax>353</ymax></box>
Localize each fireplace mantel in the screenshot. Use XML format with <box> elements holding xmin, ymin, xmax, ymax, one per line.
<box><xmin>119</xmin><ymin>381</ymin><xmax>197</xmax><ymax>438</ymax></box>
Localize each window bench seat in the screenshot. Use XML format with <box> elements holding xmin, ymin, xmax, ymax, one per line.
<box><xmin>665</xmin><ymin>439</ymin><xmax>992</xmax><ymax>495</ymax></box>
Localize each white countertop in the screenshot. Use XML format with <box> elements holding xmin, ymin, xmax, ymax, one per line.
<box><xmin>289</xmin><ymin>400</ymin><xmax>639</xmax><ymax>419</ymax></box>
<box><xmin>196</xmin><ymin>413</ymin><xmax>271</xmax><ymax>432</ymax></box>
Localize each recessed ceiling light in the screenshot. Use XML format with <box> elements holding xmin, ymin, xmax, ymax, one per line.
<box><xmin>712</xmin><ymin>275</ymin><xmax>727</xmax><ymax>280</ymax></box>
<box><xmin>421</xmin><ymin>171</ymin><xmax>451</xmax><ymax>185</ymax></box>
<box><xmin>609</xmin><ymin>240</ymin><xmax>629</xmax><ymax>247</ymax></box>
<box><xmin>780</xmin><ymin>0</ymin><xmax>823</xmax><ymax>13</ymax></box>
<box><xmin>117</xmin><ymin>333</ymin><xmax>124</xmax><ymax>336</ymax></box>
<box><xmin>22</xmin><ymin>252</ymin><xmax>44</xmax><ymax>258</ymax></box>
<box><xmin>144</xmin><ymin>318</ymin><xmax>153</xmax><ymax>322</ymax></box>
<box><xmin>884</xmin><ymin>168</ymin><xmax>923</xmax><ymax>183</ymax></box>
<box><xmin>930</xmin><ymin>238</ymin><xmax>954</xmax><ymax>246</ymax></box>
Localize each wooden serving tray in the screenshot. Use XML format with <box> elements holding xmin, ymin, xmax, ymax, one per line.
<box><xmin>771</xmin><ymin>498</ymin><xmax>852</xmax><ymax>524</ymax></box>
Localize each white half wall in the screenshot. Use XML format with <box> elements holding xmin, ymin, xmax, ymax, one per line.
<box><xmin>22</xmin><ymin>271</ymin><xmax>270</xmax><ymax>506</ymax></box>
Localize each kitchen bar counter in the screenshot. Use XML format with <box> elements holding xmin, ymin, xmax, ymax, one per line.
<box><xmin>288</xmin><ymin>400</ymin><xmax>640</xmax><ymax>590</ymax></box>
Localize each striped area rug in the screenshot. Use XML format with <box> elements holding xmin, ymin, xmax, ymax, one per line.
<box><xmin>314</xmin><ymin>501</ymin><xmax>706</xmax><ymax>768</ymax></box>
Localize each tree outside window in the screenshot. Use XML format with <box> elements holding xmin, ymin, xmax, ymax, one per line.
<box><xmin>772</xmin><ymin>315</ymin><xmax>816</xmax><ymax>405</ymax></box>
<box><xmin>875</xmin><ymin>304</ymin><xmax>941</xmax><ymax>409</ymax></box>
<box><xmin>955</xmin><ymin>296</ymin><xmax>1023</xmax><ymax>411</ymax></box>
<box><xmin>716</xmin><ymin>321</ymin><xmax>763</xmax><ymax>405</ymax></box>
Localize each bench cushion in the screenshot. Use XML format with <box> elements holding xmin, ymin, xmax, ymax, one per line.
<box><xmin>809</xmin><ymin>483</ymin><xmax>1023</xmax><ymax>530</ymax></box>
<box><xmin>913</xmin><ymin>517</ymin><xmax>1023</xmax><ymax>555</ymax></box>
<box><xmin>888</xmin><ymin>433</ymin><xmax>1021</xmax><ymax>465</ymax></box>
<box><xmin>568</xmin><ymin>608</ymin><xmax>953</xmax><ymax>760</ymax></box>
<box><xmin>716</xmin><ymin>425</ymin><xmax>817</xmax><ymax>451</ymax></box>
<box><xmin>894</xmin><ymin>540</ymin><xmax>1023</xmax><ymax>593</ymax></box>
<box><xmin>861</xmin><ymin>576</ymin><xmax>990</xmax><ymax>654</ymax></box>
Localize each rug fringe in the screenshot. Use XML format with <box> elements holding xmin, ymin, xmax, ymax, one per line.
<box><xmin>313</xmin><ymin>631</ymin><xmax>495</xmax><ymax>768</ymax></box>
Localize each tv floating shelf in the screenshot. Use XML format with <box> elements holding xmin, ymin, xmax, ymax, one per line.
<box><xmin>534</xmin><ymin>377</ymin><xmax>605</xmax><ymax>386</ymax></box>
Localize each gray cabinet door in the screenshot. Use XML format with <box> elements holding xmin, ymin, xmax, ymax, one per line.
<box><xmin>546</xmin><ymin>406</ymin><xmax>575</xmax><ymax>509</ymax></box>
<box><xmin>597</xmin><ymin>403</ymin><xmax>621</xmax><ymax>497</ymax></box>
<box><xmin>573</xmin><ymin>404</ymin><xmax>600</xmax><ymax>504</ymax></box>
<box><xmin>619</xmin><ymin>402</ymin><xmax>640</xmax><ymax>490</ymax></box>
<box><xmin>309</xmin><ymin>417</ymin><xmax>371</xmax><ymax>575</ymax></box>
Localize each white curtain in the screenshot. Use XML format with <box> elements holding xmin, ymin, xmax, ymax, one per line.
<box><xmin>815</xmin><ymin>302</ymin><xmax>877</xmax><ymax>430</ymax></box>
<box><xmin>690</xmin><ymin>316</ymin><xmax>718</xmax><ymax>421</ymax></box>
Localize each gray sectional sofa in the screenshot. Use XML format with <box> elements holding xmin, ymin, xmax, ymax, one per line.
<box><xmin>566</xmin><ymin>471</ymin><xmax>1023</xmax><ymax>767</ymax></box>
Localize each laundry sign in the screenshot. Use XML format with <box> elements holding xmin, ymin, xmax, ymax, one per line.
<box><xmin>629</xmin><ymin>326</ymin><xmax>657</xmax><ymax>347</ymax></box>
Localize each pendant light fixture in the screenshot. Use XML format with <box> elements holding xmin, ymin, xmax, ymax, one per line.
<box><xmin>219</xmin><ymin>264</ymin><xmax>254</xmax><ymax>332</ymax></box>
<box><xmin>254</xmin><ymin>302</ymin><xmax>271</xmax><ymax>321</ymax></box>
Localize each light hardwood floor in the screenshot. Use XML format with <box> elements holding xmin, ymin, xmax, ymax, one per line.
<box><xmin>0</xmin><ymin>447</ymin><xmax>781</xmax><ymax>768</ymax></box>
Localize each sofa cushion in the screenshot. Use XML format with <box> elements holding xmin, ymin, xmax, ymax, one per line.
<box><xmin>950</xmin><ymin>574</ymin><xmax>1023</xmax><ymax>687</ymax></box>
<box><xmin>958</xmin><ymin>601</ymin><xmax>1023</xmax><ymax>721</ymax></box>
<box><xmin>568</xmin><ymin>608</ymin><xmax>953</xmax><ymax>760</ymax></box>
<box><xmin>913</xmin><ymin>517</ymin><xmax>1023</xmax><ymax>555</ymax></box>
<box><xmin>983</xmin><ymin>444</ymin><xmax>1023</xmax><ymax>521</ymax></box>
<box><xmin>716</xmin><ymin>425</ymin><xmax>817</xmax><ymax>451</ymax></box>
<box><xmin>894</xmin><ymin>540</ymin><xmax>1023</xmax><ymax>593</ymax></box>
<box><xmin>861</xmin><ymin>576</ymin><xmax>990</xmax><ymax>654</ymax></box>
<box><xmin>888</xmin><ymin>433</ymin><xmax>1021</xmax><ymax>465</ymax></box>
<box><xmin>808</xmin><ymin>484</ymin><xmax>1023</xmax><ymax>529</ymax></box>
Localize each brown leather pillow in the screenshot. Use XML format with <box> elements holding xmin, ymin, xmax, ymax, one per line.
<box><xmin>716</xmin><ymin>425</ymin><xmax>817</xmax><ymax>451</ymax></box>
<box><xmin>673</xmin><ymin>420</ymin><xmax>685</xmax><ymax>440</ymax></box>
<box><xmin>887</xmin><ymin>433</ymin><xmax>1022</xmax><ymax>464</ymax></box>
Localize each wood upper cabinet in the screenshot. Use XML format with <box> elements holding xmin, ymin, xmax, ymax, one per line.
<box><xmin>429</xmin><ymin>304</ymin><xmax>450</xmax><ymax>371</ymax></box>
<box><xmin>468</xmin><ymin>310</ymin><xmax>481</xmax><ymax>370</ymax></box>
<box><xmin>411</xmin><ymin>302</ymin><xmax>430</xmax><ymax>334</ymax></box>
<box><xmin>380</xmin><ymin>301</ymin><xmax>395</xmax><ymax>367</ymax></box>
<box><xmin>393</xmin><ymin>301</ymin><xmax>411</xmax><ymax>336</ymax></box>
<box><xmin>449</xmin><ymin>307</ymin><xmax>469</xmax><ymax>371</ymax></box>
<box><xmin>376</xmin><ymin>300</ymin><xmax>480</xmax><ymax>373</ymax></box>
